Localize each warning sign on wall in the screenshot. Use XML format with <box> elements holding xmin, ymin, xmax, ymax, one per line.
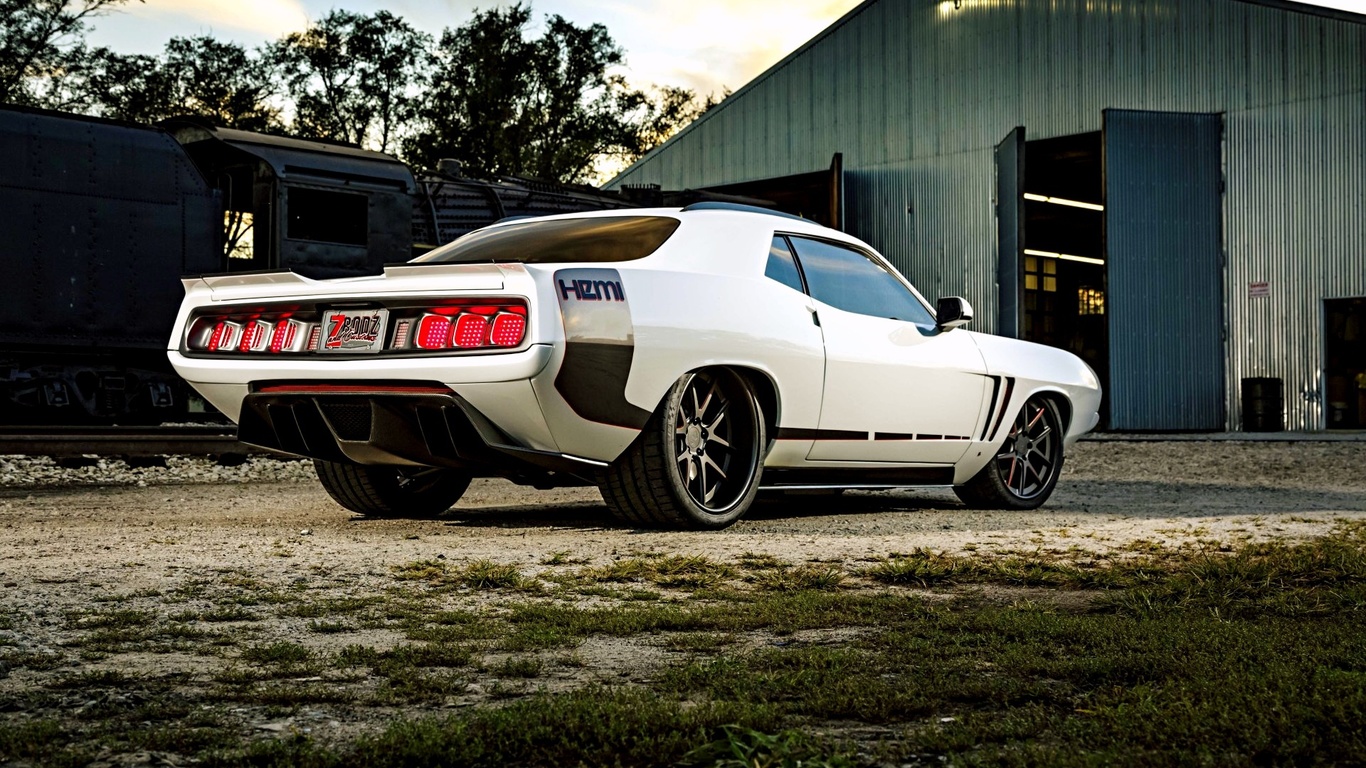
<box><xmin>1249</xmin><ymin>281</ymin><xmax>1270</xmax><ymax>298</ymax></box>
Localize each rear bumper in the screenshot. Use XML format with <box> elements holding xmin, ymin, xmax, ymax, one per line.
<box><xmin>238</xmin><ymin>386</ymin><xmax>601</xmax><ymax>486</ymax></box>
<box><xmin>167</xmin><ymin>344</ymin><xmax>555</xmax><ymax>424</ymax></box>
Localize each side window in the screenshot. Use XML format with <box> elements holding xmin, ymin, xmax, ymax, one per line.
<box><xmin>788</xmin><ymin>236</ymin><xmax>937</xmax><ymax>325</ymax></box>
<box><xmin>764</xmin><ymin>236</ymin><xmax>805</xmax><ymax>293</ymax></box>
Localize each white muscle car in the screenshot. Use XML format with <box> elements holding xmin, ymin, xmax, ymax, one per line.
<box><xmin>168</xmin><ymin>204</ymin><xmax>1101</xmax><ymax>528</ymax></box>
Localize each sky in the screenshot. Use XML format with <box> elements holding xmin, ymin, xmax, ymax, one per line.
<box><xmin>83</xmin><ymin>0</ymin><xmax>867</xmax><ymax>100</ymax></box>
<box><xmin>84</xmin><ymin>0</ymin><xmax>1366</xmax><ymax>100</ymax></box>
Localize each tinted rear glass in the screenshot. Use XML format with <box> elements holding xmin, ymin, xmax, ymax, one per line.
<box><xmin>412</xmin><ymin>216</ymin><xmax>680</xmax><ymax>264</ymax></box>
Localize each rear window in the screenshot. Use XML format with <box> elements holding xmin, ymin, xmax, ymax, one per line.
<box><xmin>412</xmin><ymin>216</ymin><xmax>680</xmax><ymax>264</ymax></box>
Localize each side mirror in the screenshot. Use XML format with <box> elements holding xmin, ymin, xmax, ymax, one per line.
<box><xmin>936</xmin><ymin>296</ymin><xmax>973</xmax><ymax>331</ymax></box>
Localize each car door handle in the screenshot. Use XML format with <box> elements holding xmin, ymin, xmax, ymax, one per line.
<box><xmin>809</xmin><ymin>308</ymin><xmax>821</xmax><ymax>327</ymax></box>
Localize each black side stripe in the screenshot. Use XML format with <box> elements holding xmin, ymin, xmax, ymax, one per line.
<box><xmin>980</xmin><ymin>375</ymin><xmax>1003</xmax><ymax>441</ymax></box>
<box><xmin>776</xmin><ymin>428</ymin><xmax>867</xmax><ymax>441</ymax></box>
<box><xmin>784</xmin><ymin>430</ymin><xmax>973</xmax><ymax>442</ymax></box>
<box><xmin>987</xmin><ymin>377</ymin><xmax>1016</xmax><ymax>443</ymax></box>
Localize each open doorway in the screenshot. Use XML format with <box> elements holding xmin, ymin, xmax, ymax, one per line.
<box><xmin>1326</xmin><ymin>297</ymin><xmax>1366</xmax><ymax>429</ymax></box>
<box><xmin>1021</xmin><ymin>132</ymin><xmax>1108</xmax><ymax>402</ymax></box>
<box><xmin>698</xmin><ymin>153</ymin><xmax>844</xmax><ymax>230</ymax></box>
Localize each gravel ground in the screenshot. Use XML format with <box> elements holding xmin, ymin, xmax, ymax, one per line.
<box><xmin>1</xmin><ymin>440</ymin><xmax>1364</xmax><ymax>588</ymax></box>
<box><xmin>1</xmin><ymin>439</ymin><xmax>1363</xmax><ymax>755</ymax></box>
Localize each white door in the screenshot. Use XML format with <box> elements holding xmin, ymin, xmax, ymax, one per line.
<box><xmin>786</xmin><ymin>236</ymin><xmax>987</xmax><ymax>464</ymax></box>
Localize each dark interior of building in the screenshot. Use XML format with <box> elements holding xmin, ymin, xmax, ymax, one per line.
<box><xmin>1326</xmin><ymin>297</ymin><xmax>1366</xmax><ymax>429</ymax></box>
<box><xmin>698</xmin><ymin>153</ymin><xmax>843</xmax><ymax>230</ymax></box>
<box><xmin>1022</xmin><ymin>132</ymin><xmax>1109</xmax><ymax>409</ymax></box>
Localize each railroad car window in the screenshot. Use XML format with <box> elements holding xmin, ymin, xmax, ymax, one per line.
<box><xmin>413</xmin><ymin>216</ymin><xmax>680</xmax><ymax>264</ymax></box>
<box><xmin>765</xmin><ymin>236</ymin><xmax>805</xmax><ymax>293</ymax></box>
<box><xmin>286</xmin><ymin>187</ymin><xmax>368</xmax><ymax>246</ymax></box>
<box><xmin>788</xmin><ymin>237</ymin><xmax>936</xmax><ymax>325</ymax></box>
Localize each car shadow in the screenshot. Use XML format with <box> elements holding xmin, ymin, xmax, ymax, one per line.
<box><xmin>426</xmin><ymin>480</ymin><xmax>1366</xmax><ymax>530</ymax></box>
<box><xmin>432</xmin><ymin>490</ymin><xmax>967</xmax><ymax>530</ymax></box>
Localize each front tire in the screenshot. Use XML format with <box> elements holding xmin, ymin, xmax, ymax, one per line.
<box><xmin>955</xmin><ymin>396</ymin><xmax>1065</xmax><ymax>510</ymax></box>
<box><xmin>600</xmin><ymin>369</ymin><xmax>765</xmax><ymax>529</ymax></box>
<box><xmin>314</xmin><ymin>461</ymin><xmax>471</xmax><ymax>518</ymax></box>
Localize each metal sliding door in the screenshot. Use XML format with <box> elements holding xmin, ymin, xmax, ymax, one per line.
<box><xmin>1104</xmin><ymin>109</ymin><xmax>1224</xmax><ymax>430</ymax></box>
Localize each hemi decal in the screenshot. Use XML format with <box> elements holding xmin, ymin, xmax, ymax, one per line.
<box><xmin>553</xmin><ymin>268</ymin><xmax>651</xmax><ymax>430</ymax></box>
<box><xmin>557</xmin><ymin>277</ymin><xmax>626</xmax><ymax>302</ymax></box>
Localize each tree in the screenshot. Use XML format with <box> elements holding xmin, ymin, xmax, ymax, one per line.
<box><xmin>0</xmin><ymin>0</ymin><xmax>134</xmax><ymax>107</ymax></box>
<box><xmin>161</xmin><ymin>36</ymin><xmax>279</xmax><ymax>131</ymax></box>
<box><xmin>68</xmin><ymin>36</ymin><xmax>279</xmax><ymax>130</ymax></box>
<box><xmin>270</xmin><ymin>10</ymin><xmax>430</xmax><ymax>153</ymax></box>
<box><xmin>405</xmin><ymin>4</ymin><xmax>709</xmax><ymax>183</ymax></box>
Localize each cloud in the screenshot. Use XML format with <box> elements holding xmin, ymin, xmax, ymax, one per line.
<box><xmin>124</xmin><ymin>0</ymin><xmax>312</xmax><ymax>39</ymax></box>
<box><xmin>590</xmin><ymin>0</ymin><xmax>863</xmax><ymax>96</ymax></box>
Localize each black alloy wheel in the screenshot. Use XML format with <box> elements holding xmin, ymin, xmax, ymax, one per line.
<box><xmin>672</xmin><ymin>372</ymin><xmax>750</xmax><ymax>511</ymax></box>
<box><xmin>600</xmin><ymin>369</ymin><xmax>765</xmax><ymax>529</ymax></box>
<box><xmin>994</xmin><ymin>399</ymin><xmax>1061</xmax><ymax>500</ymax></box>
<box><xmin>954</xmin><ymin>396</ymin><xmax>1065</xmax><ymax>510</ymax></box>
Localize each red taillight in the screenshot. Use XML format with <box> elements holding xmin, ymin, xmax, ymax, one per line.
<box><xmin>489</xmin><ymin>313</ymin><xmax>526</xmax><ymax>347</ymax></box>
<box><xmin>453</xmin><ymin>314</ymin><xmax>488</xmax><ymax>348</ymax></box>
<box><xmin>187</xmin><ymin>298</ymin><xmax>526</xmax><ymax>354</ymax></box>
<box><xmin>416</xmin><ymin>315</ymin><xmax>451</xmax><ymax>349</ymax></box>
<box><xmin>207</xmin><ymin>321</ymin><xmax>228</xmax><ymax>351</ymax></box>
<box><xmin>270</xmin><ymin>320</ymin><xmax>300</xmax><ymax>353</ymax></box>
<box><xmin>208</xmin><ymin>321</ymin><xmax>242</xmax><ymax>352</ymax></box>
<box><xmin>239</xmin><ymin>319</ymin><xmax>270</xmax><ymax>352</ymax></box>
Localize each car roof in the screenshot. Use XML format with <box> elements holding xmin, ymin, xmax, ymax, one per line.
<box><xmin>483</xmin><ymin>204</ymin><xmax>853</xmax><ymax>243</ymax></box>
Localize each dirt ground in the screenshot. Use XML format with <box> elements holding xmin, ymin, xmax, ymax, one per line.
<box><xmin>1</xmin><ymin>439</ymin><xmax>1363</xmax><ymax>760</ymax></box>
<box><xmin>2</xmin><ymin>440</ymin><xmax>1364</xmax><ymax>591</ymax></box>
<box><xmin>0</xmin><ymin>441</ymin><xmax>1361</xmax><ymax>590</ymax></box>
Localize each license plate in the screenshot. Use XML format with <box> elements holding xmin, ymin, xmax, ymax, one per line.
<box><xmin>319</xmin><ymin>309</ymin><xmax>389</xmax><ymax>353</ymax></box>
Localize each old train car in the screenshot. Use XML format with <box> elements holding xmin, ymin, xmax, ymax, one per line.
<box><xmin>0</xmin><ymin>107</ymin><xmax>636</xmax><ymax>425</ymax></box>
<box><xmin>0</xmin><ymin>106</ymin><xmax>221</xmax><ymax>423</ymax></box>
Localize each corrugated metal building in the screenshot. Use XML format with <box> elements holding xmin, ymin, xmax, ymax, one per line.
<box><xmin>607</xmin><ymin>0</ymin><xmax>1366</xmax><ymax>432</ymax></box>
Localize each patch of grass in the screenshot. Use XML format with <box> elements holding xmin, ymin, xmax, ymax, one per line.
<box><xmin>661</xmin><ymin>632</ymin><xmax>733</xmax><ymax>653</ymax></box>
<box><xmin>679</xmin><ymin>725</ymin><xmax>856</xmax><ymax>768</ymax></box>
<box><xmin>391</xmin><ymin>560</ymin><xmax>448</xmax><ymax>582</ymax></box>
<box><xmin>737</xmin><ymin>552</ymin><xmax>791</xmax><ymax>571</ymax></box>
<box><xmin>0</xmin><ymin>649</ymin><xmax>67</xmax><ymax>671</ymax></box>
<box><xmin>390</xmin><ymin>559</ymin><xmax>530</xmax><ymax>591</ymax></box>
<box><xmin>240</xmin><ymin>640</ymin><xmax>311</xmax><ymax>666</ymax></box>
<box><xmin>171</xmin><ymin>606</ymin><xmax>258</xmax><ymax>623</ymax></box>
<box><xmin>235</xmin><ymin>687</ymin><xmax>783</xmax><ymax>767</ymax></box>
<box><xmin>489</xmin><ymin>656</ymin><xmax>543</xmax><ymax>679</ymax></box>
<box><xmin>540</xmin><ymin>550</ymin><xmax>589</xmax><ymax>566</ymax></box>
<box><xmin>462</xmin><ymin>559</ymin><xmax>526</xmax><ymax>589</ymax></box>
<box><xmin>580</xmin><ymin>554</ymin><xmax>735</xmax><ymax>590</ymax></box>
<box><xmin>12</xmin><ymin>526</ymin><xmax>1366</xmax><ymax>766</ymax></box>
<box><xmin>68</xmin><ymin>608</ymin><xmax>153</xmax><ymax>630</ymax></box>
<box><xmin>753</xmin><ymin>566</ymin><xmax>845</xmax><ymax>592</ymax></box>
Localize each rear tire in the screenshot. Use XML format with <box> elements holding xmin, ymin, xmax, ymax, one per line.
<box><xmin>600</xmin><ymin>369</ymin><xmax>765</xmax><ymax>529</ymax></box>
<box><xmin>955</xmin><ymin>396</ymin><xmax>1065</xmax><ymax>510</ymax></box>
<box><xmin>313</xmin><ymin>460</ymin><xmax>471</xmax><ymax>518</ymax></box>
